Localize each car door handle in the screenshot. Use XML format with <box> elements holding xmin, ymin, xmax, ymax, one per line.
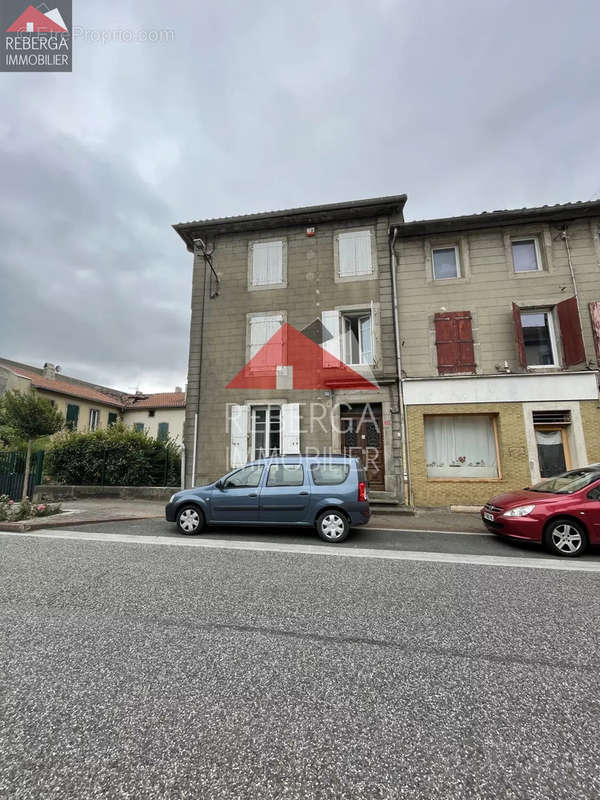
<box><xmin>248</xmin><ymin>493</ymin><xmax>258</xmax><ymax>498</ymax></box>
<box><xmin>299</xmin><ymin>491</ymin><xmax>309</xmax><ymax>496</ymax></box>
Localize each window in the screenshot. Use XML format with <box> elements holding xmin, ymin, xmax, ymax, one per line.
<box><xmin>133</xmin><ymin>422</ymin><xmax>144</xmax><ymax>433</ymax></box>
<box><xmin>66</xmin><ymin>404</ymin><xmax>79</xmax><ymax>431</ymax></box>
<box><xmin>432</xmin><ymin>247</ymin><xmax>460</xmax><ymax>280</ymax></box>
<box><xmin>224</xmin><ymin>464</ymin><xmax>264</xmax><ymax>489</ymax></box>
<box><xmin>342</xmin><ymin>312</ymin><xmax>373</xmax><ymax>365</ymax></box>
<box><xmin>252</xmin><ymin>406</ymin><xmax>281</xmax><ymax>459</ymax></box>
<box><xmin>266</xmin><ymin>463</ymin><xmax>304</xmax><ymax>487</ymax></box>
<box><xmin>512</xmin><ymin>238</ymin><xmax>541</xmax><ymax>272</ymax></box>
<box><xmin>425</xmin><ymin>415</ymin><xmax>499</xmax><ymax>479</ymax></box>
<box><xmin>148</xmin><ymin>410</ymin><xmax>155</xmax><ymax>418</ymax></box>
<box><xmin>108</xmin><ymin>412</ymin><xmax>118</xmax><ymax>427</ymax></box>
<box><xmin>337</xmin><ymin>230</ymin><xmax>373</xmax><ymax>278</ymax></box>
<box><xmin>250</xmin><ymin>240</ymin><xmax>284</xmax><ymax>287</ymax></box>
<box><xmin>157</xmin><ymin>422</ymin><xmax>169</xmax><ymax>442</ymax></box>
<box><xmin>513</xmin><ymin>299</ymin><xmax>585</xmax><ymax>368</ymax></box>
<box><xmin>520</xmin><ymin>310</ymin><xmax>558</xmax><ymax>367</ymax></box>
<box><xmin>88</xmin><ymin>408</ymin><xmax>100</xmax><ymax>431</ymax></box>
<box><xmin>434</xmin><ymin>311</ymin><xmax>475</xmax><ymax>374</ymax></box>
<box><xmin>247</xmin><ymin>313</ymin><xmax>284</xmax><ymax>371</ymax></box>
<box><xmin>310</xmin><ymin>463</ymin><xmax>350</xmax><ymax>486</ymax></box>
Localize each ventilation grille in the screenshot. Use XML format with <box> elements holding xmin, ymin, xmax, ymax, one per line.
<box><xmin>532</xmin><ymin>410</ymin><xmax>572</xmax><ymax>425</ymax></box>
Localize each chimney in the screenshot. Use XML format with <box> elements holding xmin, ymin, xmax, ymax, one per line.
<box><xmin>43</xmin><ymin>362</ymin><xmax>56</xmax><ymax>379</ymax></box>
<box><xmin>175</xmin><ymin>386</ymin><xmax>183</xmax><ymax>393</ymax></box>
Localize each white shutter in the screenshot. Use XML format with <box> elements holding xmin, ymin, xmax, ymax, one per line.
<box><xmin>355</xmin><ymin>231</ymin><xmax>372</xmax><ymax>274</ymax></box>
<box><xmin>230</xmin><ymin>404</ymin><xmax>249</xmax><ymax>468</ymax></box>
<box><xmin>321</xmin><ymin>310</ymin><xmax>341</xmax><ymax>365</ymax></box>
<box><xmin>338</xmin><ymin>233</ymin><xmax>356</xmax><ymax>276</ymax></box>
<box><xmin>370</xmin><ymin>300</ymin><xmax>379</xmax><ymax>366</ymax></box>
<box><xmin>281</xmin><ymin>403</ymin><xmax>300</xmax><ymax>454</ymax></box>
<box><xmin>251</xmin><ymin>243</ymin><xmax>269</xmax><ymax>285</ymax></box>
<box><xmin>267</xmin><ymin>241</ymin><xmax>283</xmax><ymax>284</ymax></box>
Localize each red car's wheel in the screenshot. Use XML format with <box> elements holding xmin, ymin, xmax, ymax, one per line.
<box><xmin>544</xmin><ymin>518</ymin><xmax>588</xmax><ymax>557</ymax></box>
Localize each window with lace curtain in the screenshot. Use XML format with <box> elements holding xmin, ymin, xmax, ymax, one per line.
<box><xmin>425</xmin><ymin>415</ymin><xmax>499</xmax><ymax>479</ymax></box>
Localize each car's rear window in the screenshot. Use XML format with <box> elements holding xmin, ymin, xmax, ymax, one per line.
<box><xmin>266</xmin><ymin>464</ymin><xmax>304</xmax><ymax>487</ymax></box>
<box><xmin>310</xmin><ymin>463</ymin><xmax>350</xmax><ymax>486</ymax></box>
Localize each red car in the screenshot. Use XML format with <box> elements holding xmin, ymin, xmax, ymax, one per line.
<box><xmin>482</xmin><ymin>466</ymin><xmax>600</xmax><ymax>557</ymax></box>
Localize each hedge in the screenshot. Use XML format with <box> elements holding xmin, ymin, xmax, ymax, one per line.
<box><xmin>45</xmin><ymin>424</ymin><xmax>181</xmax><ymax>487</ymax></box>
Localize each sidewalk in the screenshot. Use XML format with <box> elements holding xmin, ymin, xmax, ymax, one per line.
<box><xmin>0</xmin><ymin>498</ymin><xmax>485</xmax><ymax>534</ymax></box>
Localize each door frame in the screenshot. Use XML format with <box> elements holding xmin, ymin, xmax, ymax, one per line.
<box><xmin>339</xmin><ymin>402</ymin><xmax>385</xmax><ymax>490</ymax></box>
<box><xmin>534</xmin><ymin>424</ymin><xmax>572</xmax><ymax>477</ymax></box>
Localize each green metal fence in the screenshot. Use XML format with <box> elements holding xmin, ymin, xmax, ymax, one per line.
<box><xmin>0</xmin><ymin>450</ymin><xmax>45</xmax><ymax>501</ymax></box>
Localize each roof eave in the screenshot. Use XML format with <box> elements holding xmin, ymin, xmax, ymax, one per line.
<box><xmin>392</xmin><ymin>201</ymin><xmax>600</xmax><ymax>238</ymax></box>
<box><xmin>173</xmin><ymin>194</ymin><xmax>407</xmax><ymax>250</ymax></box>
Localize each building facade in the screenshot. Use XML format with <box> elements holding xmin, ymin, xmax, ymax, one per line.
<box><xmin>176</xmin><ymin>197</ymin><xmax>600</xmax><ymax>507</ymax></box>
<box><xmin>174</xmin><ymin>196</ymin><xmax>407</xmax><ymax>499</ymax></box>
<box><xmin>393</xmin><ymin>202</ymin><xmax>600</xmax><ymax>506</ymax></box>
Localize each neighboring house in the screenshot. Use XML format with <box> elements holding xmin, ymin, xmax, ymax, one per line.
<box><xmin>174</xmin><ymin>196</ymin><xmax>407</xmax><ymax>499</ymax></box>
<box><xmin>0</xmin><ymin>358</ymin><xmax>185</xmax><ymax>443</ymax></box>
<box><xmin>175</xmin><ymin>196</ymin><xmax>600</xmax><ymax>507</ymax></box>
<box><xmin>0</xmin><ymin>359</ymin><xmax>124</xmax><ymax>431</ymax></box>
<box><xmin>393</xmin><ymin>201</ymin><xmax>600</xmax><ymax>507</ymax></box>
<box><xmin>123</xmin><ymin>391</ymin><xmax>186</xmax><ymax>443</ymax></box>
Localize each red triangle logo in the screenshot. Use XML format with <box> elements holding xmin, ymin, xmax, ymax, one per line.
<box><xmin>7</xmin><ymin>6</ymin><xmax>67</xmax><ymax>33</ymax></box>
<box><xmin>227</xmin><ymin>323</ymin><xmax>378</xmax><ymax>390</ymax></box>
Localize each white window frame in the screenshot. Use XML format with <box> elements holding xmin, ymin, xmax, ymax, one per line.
<box><xmin>251</xmin><ymin>405</ymin><xmax>281</xmax><ymax>459</ymax></box>
<box><xmin>511</xmin><ymin>237</ymin><xmax>543</xmax><ymax>273</ymax></box>
<box><xmin>520</xmin><ymin>308</ymin><xmax>560</xmax><ymax>369</ymax></box>
<box><xmin>432</xmin><ymin>245</ymin><xmax>461</xmax><ymax>280</ymax></box>
<box><xmin>88</xmin><ymin>408</ymin><xmax>100</xmax><ymax>431</ymax></box>
<box><xmin>248</xmin><ymin>239</ymin><xmax>287</xmax><ymax>290</ymax></box>
<box><xmin>334</xmin><ymin>227</ymin><xmax>377</xmax><ymax>283</ymax></box>
<box><xmin>341</xmin><ymin>310</ymin><xmax>374</xmax><ymax>366</ymax></box>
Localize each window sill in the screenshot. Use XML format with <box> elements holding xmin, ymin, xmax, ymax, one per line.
<box><xmin>248</xmin><ymin>282</ymin><xmax>287</xmax><ymax>292</ymax></box>
<box><xmin>426</xmin><ymin>477</ymin><xmax>503</xmax><ymax>483</ymax></box>
<box><xmin>334</xmin><ymin>271</ymin><xmax>377</xmax><ymax>284</ymax></box>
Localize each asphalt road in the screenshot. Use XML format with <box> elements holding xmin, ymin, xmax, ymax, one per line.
<box><xmin>2</xmin><ymin>522</ymin><xmax>600</xmax><ymax>799</ymax></box>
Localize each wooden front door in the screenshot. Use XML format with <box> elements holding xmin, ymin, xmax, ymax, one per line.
<box><xmin>340</xmin><ymin>403</ymin><xmax>385</xmax><ymax>490</ymax></box>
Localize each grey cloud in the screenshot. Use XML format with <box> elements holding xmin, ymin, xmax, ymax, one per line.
<box><xmin>1</xmin><ymin>0</ymin><xmax>599</xmax><ymax>389</ymax></box>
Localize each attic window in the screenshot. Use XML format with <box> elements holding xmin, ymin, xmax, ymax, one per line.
<box><xmin>148</xmin><ymin>409</ymin><xmax>155</xmax><ymax>417</ymax></box>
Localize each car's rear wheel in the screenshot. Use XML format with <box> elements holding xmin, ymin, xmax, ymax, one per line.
<box><xmin>544</xmin><ymin>518</ymin><xmax>587</xmax><ymax>557</ymax></box>
<box><xmin>316</xmin><ymin>510</ymin><xmax>349</xmax><ymax>543</ymax></box>
<box><xmin>176</xmin><ymin>505</ymin><xmax>204</xmax><ymax>535</ymax></box>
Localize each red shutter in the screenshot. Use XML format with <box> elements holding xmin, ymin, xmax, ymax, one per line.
<box><xmin>434</xmin><ymin>311</ymin><xmax>475</xmax><ymax>375</ymax></box>
<box><xmin>512</xmin><ymin>302</ymin><xmax>527</xmax><ymax>368</ymax></box>
<box><xmin>588</xmin><ymin>302</ymin><xmax>600</xmax><ymax>362</ymax></box>
<box><xmin>556</xmin><ymin>297</ymin><xmax>585</xmax><ymax>366</ymax></box>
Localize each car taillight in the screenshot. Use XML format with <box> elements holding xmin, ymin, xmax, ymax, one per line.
<box><xmin>358</xmin><ymin>482</ymin><xmax>366</xmax><ymax>502</ymax></box>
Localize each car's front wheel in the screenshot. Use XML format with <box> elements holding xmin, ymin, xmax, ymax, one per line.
<box><xmin>544</xmin><ymin>518</ymin><xmax>588</xmax><ymax>557</ymax></box>
<box><xmin>316</xmin><ymin>510</ymin><xmax>349</xmax><ymax>543</ymax></box>
<box><xmin>176</xmin><ymin>505</ymin><xmax>205</xmax><ymax>535</ymax></box>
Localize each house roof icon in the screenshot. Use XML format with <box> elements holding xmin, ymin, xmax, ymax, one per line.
<box><xmin>226</xmin><ymin>323</ymin><xmax>378</xmax><ymax>390</ymax></box>
<box><xmin>7</xmin><ymin>5</ymin><xmax>68</xmax><ymax>33</ymax></box>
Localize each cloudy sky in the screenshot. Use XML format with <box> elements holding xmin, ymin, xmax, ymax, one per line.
<box><xmin>1</xmin><ymin>0</ymin><xmax>598</xmax><ymax>392</ymax></box>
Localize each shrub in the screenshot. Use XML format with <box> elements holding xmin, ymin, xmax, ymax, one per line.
<box><xmin>0</xmin><ymin>495</ymin><xmax>61</xmax><ymax>522</ymax></box>
<box><xmin>45</xmin><ymin>423</ymin><xmax>181</xmax><ymax>487</ymax></box>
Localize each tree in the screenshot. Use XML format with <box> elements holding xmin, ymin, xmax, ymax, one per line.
<box><xmin>0</xmin><ymin>390</ymin><xmax>64</xmax><ymax>500</ymax></box>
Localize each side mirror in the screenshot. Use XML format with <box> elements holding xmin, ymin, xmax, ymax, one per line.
<box><xmin>215</xmin><ymin>479</ymin><xmax>224</xmax><ymax>490</ymax></box>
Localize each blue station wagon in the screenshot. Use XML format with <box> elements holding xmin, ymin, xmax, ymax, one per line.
<box><xmin>165</xmin><ymin>455</ymin><xmax>370</xmax><ymax>543</ymax></box>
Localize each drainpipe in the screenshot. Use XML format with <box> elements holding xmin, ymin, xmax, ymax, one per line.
<box><xmin>389</xmin><ymin>226</ymin><xmax>412</xmax><ymax>506</ymax></box>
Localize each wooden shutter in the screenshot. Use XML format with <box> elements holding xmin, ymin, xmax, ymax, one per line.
<box><xmin>230</xmin><ymin>405</ymin><xmax>249</xmax><ymax>468</ymax></box>
<box><xmin>281</xmin><ymin>403</ymin><xmax>300</xmax><ymax>454</ymax></box>
<box><xmin>512</xmin><ymin>302</ymin><xmax>527</xmax><ymax>368</ymax></box>
<box><xmin>66</xmin><ymin>404</ymin><xmax>79</xmax><ymax>430</ymax></box>
<box><xmin>556</xmin><ymin>297</ymin><xmax>586</xmax><ymax>366</ymax></box>
<box><xmin>321</xmin><ymin>310</ymin><xmax>341</xmax><ymax>365</ymax></box>
<box><xmin>434</xmin><ymin>311</ymin><xmax>475</xmax><ymax>375</ymax></box>
<box><xmin>589</xmin><ymin>301</ymin><xmax>600</xmax><ymax>362</ymax></box>
<box><xmin>157</xmin><ymin>422</ymin><xmax>169</xmax><ymax>441</ymax></box>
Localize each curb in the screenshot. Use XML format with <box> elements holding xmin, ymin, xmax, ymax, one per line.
<box><xmin>0</xmin><ymin>514</ymin><xmax>164</xmax><ymax>533</ymax></box>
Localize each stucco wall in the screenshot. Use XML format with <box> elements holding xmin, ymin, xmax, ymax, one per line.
<box><xmin>123</xmin><ymin>408</ymin><xmax>185</xmax><ymax>442</ymax></box>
